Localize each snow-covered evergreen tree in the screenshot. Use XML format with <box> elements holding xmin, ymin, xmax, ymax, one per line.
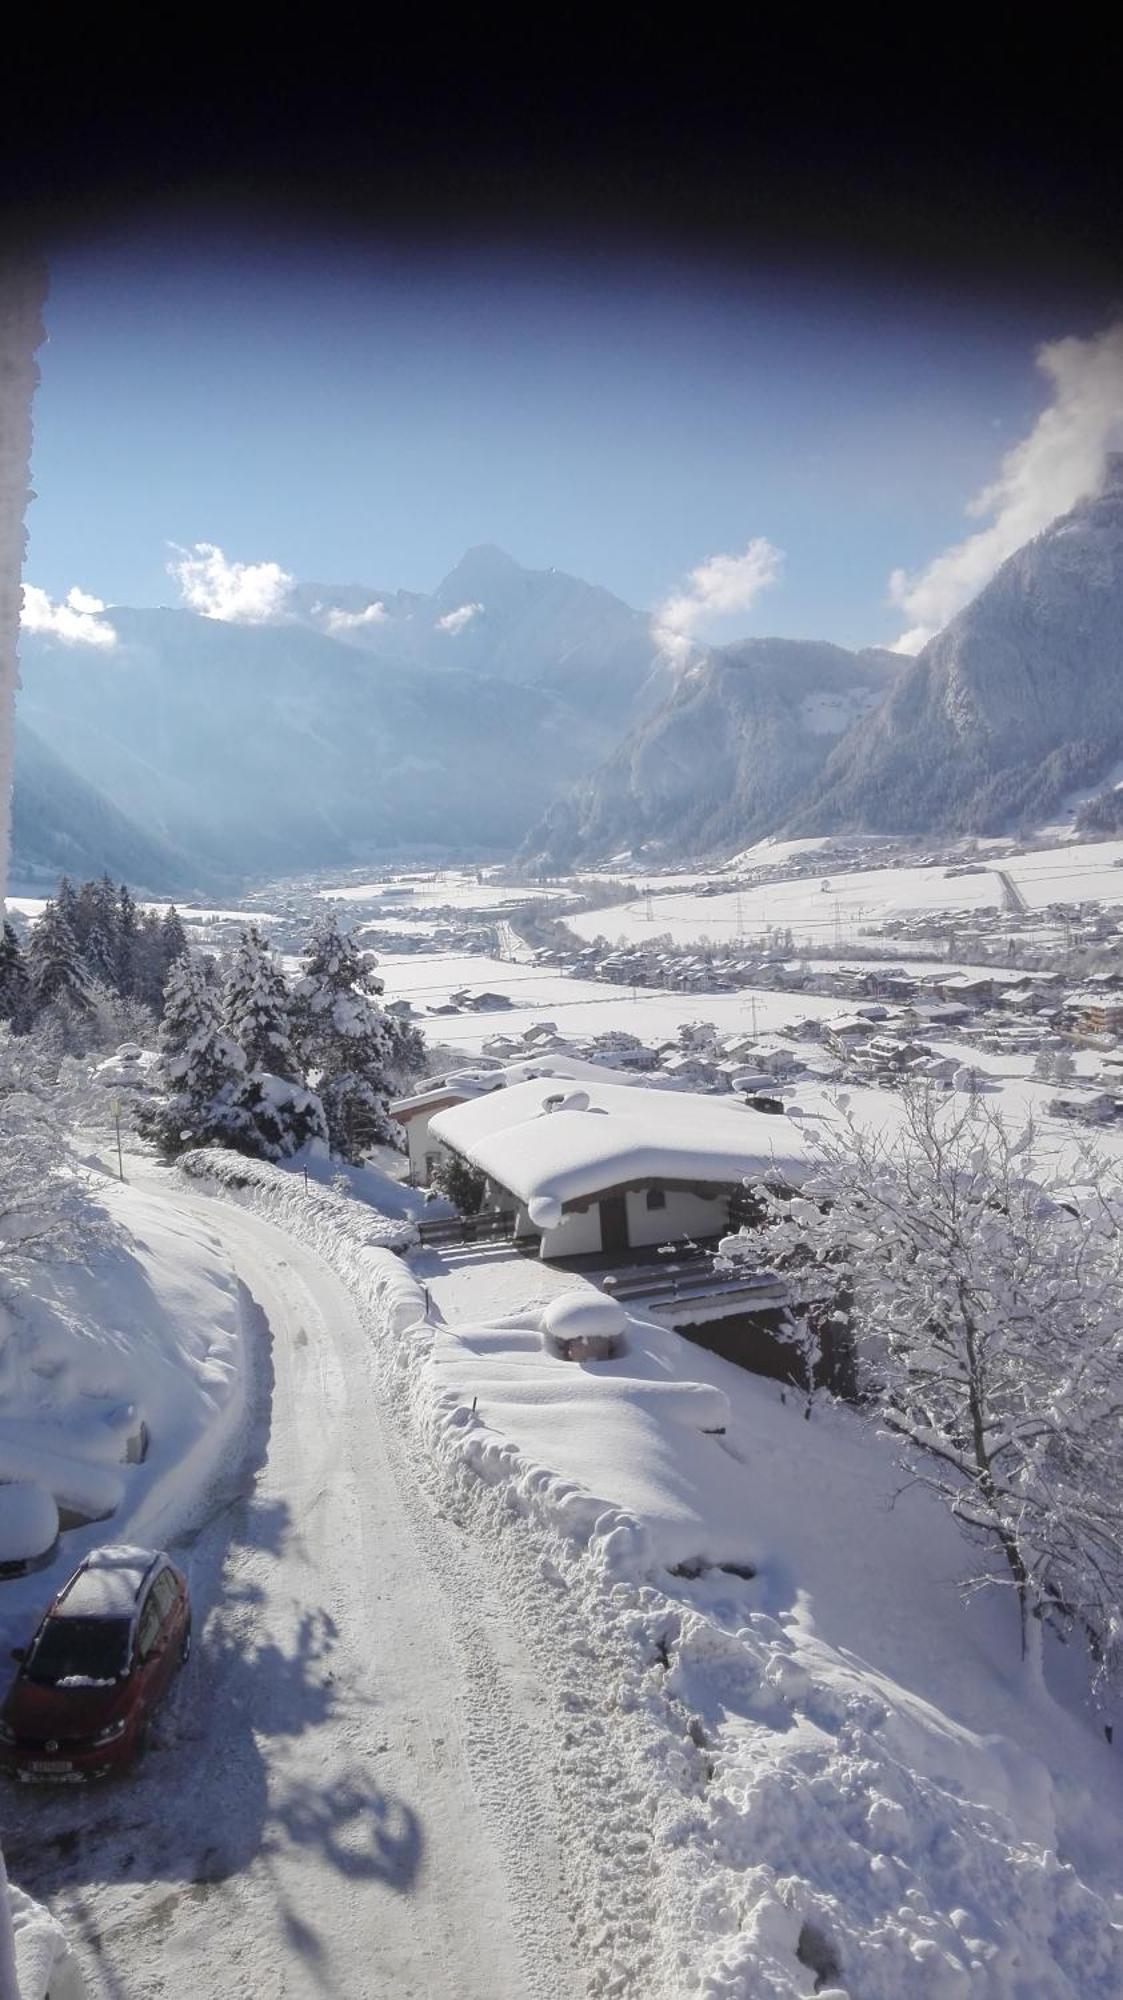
<box><xmin>144</xmin><ymin>952</ymin><xmax>249</xmax><ymax>1158</ymax></box>
<box><xmin>292</xmin><ymin>916</ymin><xmax>417</xmax><ymax>1160</ymax></box>
<box><xmin>160</xmin><ymin>905</ymin><xmax>189</xmax><ymax>970</ymax></box>
<box><xmin>26</xmin><ymin>900</ymin><xmax>93</xmax><ymax>1017</ymax></box>
<box><xmin>130</xmin><ymin>911</ymin><xmax>168</xmax><ymax>1013</ymax></box>
<box><xmin>116</xmin><ymin>884</ymin><xmax>140</xmax><ymax>998</ymax></box>
<box><xmin>223</xmin><ymin>927</ymin><xmax>300</xmax><ymax>1078</ymax></box>
<box><xmin>0</xmin><ymin>923</ymin><xmax>30</xmax><ymax>1030</ymax></box>
<box><xmin>728</xmin><ymin>1086</ymin><xmax>1123</xmax><ymax>1683</ymax></box>
<box><xmin>238</xmin><ymin>1073</ymin><xmax>328</xmax><ymax>1162</ymax></box>
<box><xmin>221</xmin><ymin>927</ymin><xmax>326</xmax><ymax>1158</ymax></box>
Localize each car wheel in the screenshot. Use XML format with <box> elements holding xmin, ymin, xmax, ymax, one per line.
<box><xmin>180</xmin><ymin>1621</ymin><xmax>192</xmax><ymax>1666</ymax></box>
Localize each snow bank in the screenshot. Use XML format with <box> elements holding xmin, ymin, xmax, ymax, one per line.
<box><xmin>0</xmin><ymin>1175</ymin><xmax>249</xmax><ymax>1653</ymax></box>
<box><xmin>188</xmin><ymin>1151</ymin><xmax>1123</xmax><ymax>1999</ymax></box>
<box><xmin>0</xmin><ymin>1483</ymin><xmax>57</xmax><ymax>1567</ymax></box>
<box><xmin>180</xmin><ymin>1148</ymin><xmax>417</xmax><ymax>1252</ymax></box>
<box><xmin>422</xmin><ymin>1311</ymin><xmax>739</xmax><ymax>1574</ymax></box>
<box><xmin>8</xmin><ymin>1881</ymin><xmax>83</xmax><ymax>2000</ymax></box>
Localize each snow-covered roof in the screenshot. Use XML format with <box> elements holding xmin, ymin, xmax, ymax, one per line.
<box><xmin>430</xmin><ymin>1077</ymin><xmax>814</xmax><ymax>1217</ymax></box>
<box><xmin>56</xmin><ymin>1545</ymin><xmax>161</xmax><ymax>1619</ymax></box>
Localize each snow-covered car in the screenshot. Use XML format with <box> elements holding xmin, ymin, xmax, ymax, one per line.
<box><xmin>0</xmin><ymin>1546</ymin><xmax>191</xmax><ymax>1782</ymax></box>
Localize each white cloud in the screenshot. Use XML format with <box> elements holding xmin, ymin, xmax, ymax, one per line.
<box><xmin>21</xmin><ymin>584</ymin><xmax>117</xmax><ymax>648</ymax></box>
<box><xmin>889</xmin><ymin>319</ymin><xmax>1123</xmax><ymax>653</ymax></box>
<box><xmin>654</xmin><ymin>538</ymin><xmax>784</xmax><ymax>664</ymax></box>
<box><xmin>324</xmin><ymin>601</ymin><xmax>388</xmax><ymax>635</ymax></box>
<box><xmin>436</xmin><ymin>601</ymin><xmax>483</xmax><ymax>636</ymax></box>
<box><xmin>167</xmin><ymin>541</ymin><xmax>294</xmax><ymax>623</ymax></box>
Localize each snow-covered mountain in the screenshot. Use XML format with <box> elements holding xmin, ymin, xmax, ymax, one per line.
<box><xmin>10</xmin><ymin>720</ymin><xmax>194</xmax><ymax>893</ymax></box>
<box><xmin>291</xmin><ymin>543</ymin><xmax>666</xmax><ymax>727</ymax></box>
<box><xmin>522</xmin><ymin>638</ymin><xmax>899</xmax><ymax>866</ymax></box>
<box><xmin>792</xmin><ymin>455</ymin><xmax>1123</xmax><ymax>835</ymax></box>
<box><xmin>527</xmin><ymin>461</ymin><xmax>1123</xmax><ymax>866</ymax></box>
<box><xmin>11</xmin><ymin>547</ymin><xmax>670</xmax><ymax>889</ymax></box>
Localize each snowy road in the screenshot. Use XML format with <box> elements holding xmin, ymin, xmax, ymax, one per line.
<box><xmin>4</xmin><ymin>1181</ymin><xmax>575</xmax><ymax>2000</ymax></box>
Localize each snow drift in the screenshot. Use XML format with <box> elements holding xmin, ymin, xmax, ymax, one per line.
<box><xmin>179</xmin><ymin>1153</ymin><xmax>1123</xmax><ymax>1998</ymax></box>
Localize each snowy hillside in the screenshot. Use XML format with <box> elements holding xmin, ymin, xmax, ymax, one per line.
<box><xmin>523</xmin><ymin>638</ymin><xmax>900</xmax><ymax>866</ymax></box>
<box><xmin>17</xmin><ymin>603</ymin><xmax>612</xmax><ymax>884</ymax></box>
<box><xmin>795</xmin><ymin>455</ymin><xmax>1123</xmax><ymax>836</ymax></box>
<box><xmin>293</xmin><ymin>543</ymin><xmax>666</xmax><ymax>728</ymax></box>
<box><xmin>10</xmin><ymin>718</ymin><xmax>192</xmax><ymax>895</ymax></box>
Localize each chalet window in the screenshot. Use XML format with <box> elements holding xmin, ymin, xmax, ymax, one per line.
<box><xmin>646</xmin><ymin>1188</ymin><xmax>667</xmax><ymax>1210</ymax></box>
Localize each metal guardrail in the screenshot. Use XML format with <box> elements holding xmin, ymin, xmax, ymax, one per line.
<box><xmin>416</xmin><ymin>1208</ymin><xmax>520</xmax><ymax>1249</ymax></box>
<box><xmin>602</xmin><ymin>1259</ymin><xmax>786</xmax><ymax>1311</ymax></box>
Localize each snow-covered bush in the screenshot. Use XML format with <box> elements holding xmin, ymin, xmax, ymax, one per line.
<box><xmin>237</xmin><ymin>1072</ymin><xmax>328</xmax><ymax>1162</ymax></box>
<box><xmin>427</xmin><ymin>1148</ymin><xmax>487</xmax><ymax>1214</ymax></box>
<box><xmin>0</xmin><ymin>1086</ymin><xmax>105</xmax><ymax>1268</ymax></box>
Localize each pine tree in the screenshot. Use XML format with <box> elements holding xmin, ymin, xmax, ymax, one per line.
<box><xmin>223</xmin><ymin>927</ymin><xmax>300</xmax><ymax>1078</ymax></box>
<box><xmin>221</xmin><ymin>927</ymin><xmax>327</xmax><ymax>1158</ymax></box>
<box><xmin>130</xmin><ymin>911</ymin><xmax>168</xmax><ymax>1013</ymax></box>
<box><xmin>116</xmin><ymin>885</ymin><xmax>140</xmax><ymax>999</ymax></box>
<box><xmin>238</xmin><ymin>1072</ymin><xmax>328</xmax><ymax>1162</ymax></box>
<box><xmin>292</xmin><ymin>915</ymin><xmax>412</xmax><ymax>1161</ymax></box>
<box><xmin>26</xmin><ymin>901</ymin><xmax>93</xmax><ymax>1016</ymax></box>
<box><xmin>144</xmin><ymin>952</ymin><xmax>249</xmax><ymax>1158</ymax></box>
<box><xmin>56</xmin><ymin>876</ymin><xmax>81</xmax><ymax>942</ymax></box>
<box><xmin>0</xmin><ymin>924</ymin><xmax>30</xmax><ymax>1032</ymax></box>
<box><xmin>160</xmin><ymin>906</ymin><xmax>189</xmax><ymax>969</ymax></box>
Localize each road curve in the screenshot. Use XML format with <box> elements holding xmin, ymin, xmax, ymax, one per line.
<box><xmin>6</xmin><ymin>1180</ymin><xmax>576</xmax><ymax>2000</ymax></box>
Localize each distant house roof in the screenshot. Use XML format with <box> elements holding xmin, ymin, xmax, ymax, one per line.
<box><xmin>429</xmin><ymin>1077</ymin><xmax>814</xmax><ymax>1219</ymax></box>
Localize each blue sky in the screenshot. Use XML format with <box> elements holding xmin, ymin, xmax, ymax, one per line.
<box><xmin>23</xmin><ymin>230</ymin><xmax>1112</xmax><ymax>651</ymax></box>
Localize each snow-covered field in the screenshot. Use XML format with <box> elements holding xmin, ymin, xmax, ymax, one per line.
<box><xmin>316</xmin><ymin>872</ymin><xmax>571</xmax><ymax>909</ymax></box>
<box><xmin>569</xmin><ymin>840</ymin><xmax>1123</xmax><ymax>951</ymax></box>
<box><xmin>376</xmin><ymin>951</ymin><xmax>840</xmax><ymax>1051</ymax></box>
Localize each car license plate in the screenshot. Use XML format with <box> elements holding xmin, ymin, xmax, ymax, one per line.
<box><xmin>25</xmin><ymin>1759</ymin><xmax>74</xmax><ymax>1774</ymax></box>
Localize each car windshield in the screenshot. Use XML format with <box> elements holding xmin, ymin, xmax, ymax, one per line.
<box><xmin>25</xmin><ymin>1617</ymin><xmax>132</xmax><ymax>1685</ymax></box>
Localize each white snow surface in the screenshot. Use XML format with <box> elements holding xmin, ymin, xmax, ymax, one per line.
<box><xmin>55</xmin><ymin>1545</ymin><xmax>155</xmax><ymax>1620</ymax></box>
<box><xmin>429</xmin><ymin>1075</ymin><xmax>814</xmax><ymax>1208</ymax></box>
<box><xmin>0</xmin><ymin>1172</ymin><xmax>248</xmax><ymax>1627</ymax></box>
<box><xmin>318</xmin><ymin>872</ymin><xmax>570</xmax><ymax>909</ymax></box>
<box><xmin>8</xmin><ymin>1882</ymin><xmax>82</xmax><ymax>2000</ymax></box>
<box><xmin>375</xmin><ymin>951</ymin><xmax>841</xmax><ymax>1052</ymax></box>
<box><xmin>172</xmin><ymin>1156</ymin><xmax>1123</xmax><ymax>1998</ymax></box>
<box><xmin>0</xmin><ymin>1483</ymin><xmax>57</xmax><ymax>1567</ymax></box>
<box><xmin>569</xmin><ymin>838</ymin><xmax>1123</xmax><ymax>951</ymax></box>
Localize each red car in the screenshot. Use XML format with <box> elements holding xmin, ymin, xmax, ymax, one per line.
<box><xmin>0</xmin><ymin>1545</ymin><xmax>191</xmax><ymax>1783</ymax></box>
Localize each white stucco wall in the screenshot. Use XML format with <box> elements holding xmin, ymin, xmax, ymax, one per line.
<box><xmin>534</xmin><ymin>1202</ymin><xmax>604</xmax><ymax>1260</ymax></box>
<box><xmin>404</xmin><ymin>1110</ymin><xmax>444</xmax><ymax>1182</ymax></box>
<box><xmin>624</xmin><ymin>1187</ymin><xmax>729</xmax><ymax>1249</ymax></box>
<box><xmin>526</xmin><ymin>1185</ymin><xmax>732</xmax><ymax>1261</ymax></box>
